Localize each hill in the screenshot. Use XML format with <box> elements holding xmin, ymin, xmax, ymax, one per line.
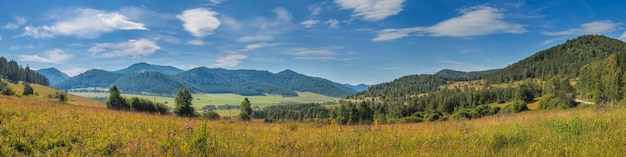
<box><xmin>36</xmin><ymin>68</ymin><xmax>69</xmax><ymax>85</ymax></box>
<box><xmin>352</xmin><ymin>74</ymin><xmax>447</xmax><ymax>99</ymax></box>
<box><xmin>484</xmin><ymin>35</ymin><xmax>626</xmax><ymax>83</ymax></box>
<box><xmin>112</xmin><ymin>71</ymin><xmax>203</xmax><ymax>95</ymax></box>
<box><xmin>434</xmin><ymin>69</ymin><xmax>499</xmax><ymax>81</ymax></box>
<box><xmin>53</xmin><ymin>69</ymin><xmax>123</xmax><ymax>90</ymax></box>
<box><xmin>114</xmin><ymin>62</ymin><xmax>183</xmax><ymax>75</ymax></box>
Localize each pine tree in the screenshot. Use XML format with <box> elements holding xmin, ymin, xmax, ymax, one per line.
<box><xmin>174</xmin><ymin>88</ymin><xmax>195</xmax><ymax>117</ymax></box>
<box><xmin>106</xmin><ymin>85</ymin><xmax>128</xmax><ymax>110</ymax></box>
<box><xmin>239</xmin><ymin>97</ymin><xmax>252</xmax><ymax>121</ymax></box>
<box><xmin>22</xmin><ymin>82</ymin><xmax>33</xmax><ymax>95</ymax></box>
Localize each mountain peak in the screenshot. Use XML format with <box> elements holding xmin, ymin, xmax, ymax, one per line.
<box><xmin>277</xmin><ymin>69</ymin><xmax>298</xmax><ymax>75</ymax></box>
<box><xmin>36</xmin><ymin>68</ymin><xmax>70</xmax><ymax>85</ymax></box>
<box><xmin>115</xmin><ymin>62</ymin><xmax>184</xmax><ymax>75</ymax></box>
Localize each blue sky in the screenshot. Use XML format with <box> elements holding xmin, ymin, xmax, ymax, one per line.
<box><xmin>1</xmin><ymin>0</ymin><xmax>626</xmax><ymax>85</ymax></box>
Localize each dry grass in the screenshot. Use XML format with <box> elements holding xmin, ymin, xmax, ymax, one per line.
<box><xmin>1</xmin><ymin>94</ymin><xmax>625</xmax><ymax>156</ymax></box>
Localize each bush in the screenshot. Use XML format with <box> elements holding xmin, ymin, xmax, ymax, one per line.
<box><xmin>2</xmin><ymin>87</ymin><xmax>15</xmax><ymax>96</ymax></box>
<box><xmin>502</xmin><ymin>101</ymin><xmax>528</xmax><ymax>113</ymax></box>
<box><xmin>202</xmin><ymin>111</ymin><xmax>221</xmax><ymax>120</ymax></box>
<box><xmin>22</xmin><ymin>83</ymin><xmax>33</xmax><ymax>95</ymax></box>
<box><xmin>450</xmin><ymin>109</ymin><xmax>472</xmax><ymax>120</ymax></box>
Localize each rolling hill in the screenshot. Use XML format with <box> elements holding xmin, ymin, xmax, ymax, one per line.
<box><xmin>36</xmin><ymin>68</ymin><xmax>69</xmax><ymax>85</ymax></box>
<box><xmin>434</xmin><ymin>69</ymin><xmax>499</xmax><ymax>81</ymax></box>
<box><xmin>53</xmin><ymin>69</ymin><xmax>124</xmax><ymax>90</ymax></box>
<box><xmin>484</xmin><ymin>35</ymin><xmax>626</xmax><ymax>83</ymax></box>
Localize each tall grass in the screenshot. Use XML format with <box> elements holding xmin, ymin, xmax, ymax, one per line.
<box><xmin>0</xmin><ymin>95</ymin><xmax>624</xmax><ymax>156</ymax></box>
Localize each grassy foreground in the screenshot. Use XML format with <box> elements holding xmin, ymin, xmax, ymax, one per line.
<box><xmin>1</xmin><ymin>95</ymin><xmax>625</xmax><ymax>156</ymax></box>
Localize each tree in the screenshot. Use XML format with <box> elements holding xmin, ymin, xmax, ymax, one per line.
<box><xmin>106</xmin><ymin>85</ymin><xmax>129</xmax><ymax>110</ymax></box>
<box><xmin>239</xmin><ymin>97</ymin><xmax>253</xmax><ymax>121</ymax></box>
<box><xmin>22</xmin><ymin>82</ymin><xmax>34</xmax><ymax>95</ymax></box>
<box><xmin>174</xmin><ymin>88</ymin><xmax>195</xmax><ymax>117</ymax></box>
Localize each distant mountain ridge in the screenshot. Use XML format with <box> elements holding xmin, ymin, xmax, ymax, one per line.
<box><xmin>114</xmin><ymin>62</ymin><xmax>183</xmax><ymax>75</ymax></box>
<box><xmin>36</xmin><ymin>68</ymin><xmax>69</xmax><ymax>85</ymax></box>
<box><xmin>434</xmin><ymin>69</ymin><xmax>499</xmax><ymax>81</ymax></box>
<box><xmin>343</xmin><ymin>84</ymin><xmax>369</xmax><ymax>92</ymax></box>
<box><xmin>53</xmin><ymin>63</ymin><xmax>358</xmax><ymax>98</ymax></box>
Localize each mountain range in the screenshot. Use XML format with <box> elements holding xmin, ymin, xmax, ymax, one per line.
<box><xmin>45</xmin><ymin>63</ymin><xmax>366</xmax><ymax>98</ymax></box>
<box><xmin>36</xmin><ymin>68</ymin><xmax>69</xmax><ymax>85</ymax></box>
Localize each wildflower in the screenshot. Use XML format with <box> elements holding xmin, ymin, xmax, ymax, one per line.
<box><xmin>186</xmin><ymin>124</ymin><xmax>194</xmax><ymax>132</ymax></box>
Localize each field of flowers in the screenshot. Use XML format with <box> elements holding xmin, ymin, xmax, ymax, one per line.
<box><xmin>1</xmin><ymin>95</ymin><xmax>625</xmax><ymax>156</ymax></box>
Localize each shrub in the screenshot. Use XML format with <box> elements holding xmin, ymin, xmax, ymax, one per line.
<box><xmin>201</xmin><ymin>111</ymin><xmax>221</xmax><ymax>120</ymax></box>
<box><xmin>502</xmin><ymin>101</ymin><xmax>528</xmax><ymax>113</ymax></box>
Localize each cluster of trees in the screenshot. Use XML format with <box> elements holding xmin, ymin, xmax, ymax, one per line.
<box><xmin>252</xmin><ymin>103</ymin><xmax>330</xmax><ymax>122</ymax></box>
<box><xmin>484</xmin><ymin>35</ymin><xmax>626</xmax><ymax>84</ymax></box>
<box><xmin>0</xmin><ymin>57</ymin><xmax>49</xmax><ymax>86</ymax></box>
<box><xmin>577</xmin><ymin>54</ymin><xmax>626</xmax><ymax>105</ymax></box>
<box><xmin>106</xmin><ymin>85</ymin><xmax>169</xmax><ymax>114</ymax></box>
<box><xmin>352</xmin><ymin>74</ymin><xmax>447</xmax><ymax>99</ymax></box>
<box><xmin>434</xmin><ymin>69</ymin><xmax>500</xmax><ymax>81</ymax></box>
<box><xmin>0</xmin><ymin>81</ymin><xmax>15</xmax><ymax>96</ymax></box>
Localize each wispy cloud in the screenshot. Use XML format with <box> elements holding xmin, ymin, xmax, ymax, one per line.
<box><xmin>335</xmin><ymin>0</ymin><xmax>406</xmax><ymax>21</ymax></box>
<box><xmin>373</xmin><ymin>6</ymin><xmax>526</xmax><ymax>41</ymax></box>
<box><xmin>620</xmin><ymin>32</ymin><xmax>626</xmax><ymax>42</ymax></box>
<box><xmin>325</xmin><ymin>19</ymin><xmax>340</xmax><ymax>29</ymax></box>
<box><xmin>542</xmin><ymin>20</ymin><xmax>618</xmax><ymax>36</ymax></box>
<box><xmin>19</xmin><ymin>48</ymin><xmax>72</xmax><ymax>64</ymax></box>
<box><xmin>21</xmin><ymin>8</ymin><xmax>147</xmax><ymax>39</ymax></box>
<box><xmin>208</xmin><ymin>0</ymin><xmax>225</xmax><ymax>6</ymax></box>
<box><xmin>177</xmin><ymin>8</ymin><xmax>221</xmax><ymax>38</ymax></box>
<box><xmin>242</xmin><ymin>42</ymin><xmax>280</xmax><ymax>51</ymax></box>
<box><xmin>214</xmin><ymin>53</ymin><xmax>247</xmax><ymax>67</ymax></box>
<box><xmin>301</xmin><ymin>19</ymin><xmax>319</xmax><ymax>28</ymax></box>
<box><xmin>541</xmin><ymin>38</ymin><xmax>561</xmax><ymax>45</ymax></box>
<box><xmin>237</xmin><ymin>35</ymin><xmax>274</xmax><ymax>42</ymax></box>
<box><xmin>3</xmin><ymin>17</ymin><xmax>26</xmax><ymax>30</ymax></box>
<box><xmin>88</xmin><ymin>39</ymin><xmax>160</xmax><ymax>58</ymax></box>
<box><xmin>187</xmin><ymin>39</ymin><xmax>205</xmax><ymax>46</ymax></box>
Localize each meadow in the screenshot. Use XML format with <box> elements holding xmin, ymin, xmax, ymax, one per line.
<box><xmin>1</xmin><ymin>94</ymin><xmax>625</xmax><ymax>156</ymax></box>
<box><xmin>71</xmin><ymin>91</ymin><xmax>340</xmax><ymax>108</ymax></box>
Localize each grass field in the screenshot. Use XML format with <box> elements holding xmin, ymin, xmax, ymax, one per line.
<box><xmin>71</xmin><ymin>91</ymin><xmax>340</xmax><ymax>108</ymax></box>
<box><xmin>1</xmin><ymin>95</ymin><xmax>625</xmax><ymax>156</ymax></box>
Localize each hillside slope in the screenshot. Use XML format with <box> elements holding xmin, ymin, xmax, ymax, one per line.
<box><xmin>484</xmin><ymin>35</ymin><xmax>626</xmax><ymax>83</ymax></box>
<box><xmin>53</xmin><ymin>69</ymin><xmax>123</xmax><ymax>90</ymax></box>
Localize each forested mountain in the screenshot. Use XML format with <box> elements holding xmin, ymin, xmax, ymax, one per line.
<box><xmin>174</xmin><ymin>67</ymin><xmax>297</xmax><ymax>96</ymax></box>
<box><xmin>0</xmin><ymin>57</ymin><xmax>49</xmax><ymax>86</ymax></box>
<box><xmin>113</xmin><ymin>71</ymin><xmax>202</xmax><ymax>95</ymax></box>
<box><xmin>577</xmin><ymin>53</ymin><xmax>626</xmax><ymax>105</ymax></box>
<box><xmin>114</xmin><ymin>62</ymin><xmax>183</xmax><ymax>75</ymax></box>
<box><xmin>53</xmin><ymin>69</ymin><xmax>123</xmax><ymax>90</ymax></box>
<box><xmin>484</xmin><ymin>35</ymin><xmax>626</xmax><ymax>83</ymax></box>
<box><xmin>36</xmin><ymin>68</ymin><xmax>69</xmax><ymax>85</ymax></box>
<box><xmin>52</xmin><ymin>66</ymin><xmax>356</xmax><ymax>97</ymax></box>
<box><xmin>352</xmin><ymin>74</ymin><xmax>448</xmax><ymax>99</ymax></box>
<box><xmin>434</xmin><ymin>69</ymin><xmax>499</xmax><ymax>81</ymax></box>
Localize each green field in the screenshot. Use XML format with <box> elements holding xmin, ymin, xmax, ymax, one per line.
<box><xmin>71</xmin><ymin>92</ymin><xmax>341</xmax><ymax>109</ymax></box>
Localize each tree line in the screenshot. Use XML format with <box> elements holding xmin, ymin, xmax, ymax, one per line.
<box><xmin>0</xmin><ymin>57</ymin><xmax>49</xmax><ymax>86</ymax></box>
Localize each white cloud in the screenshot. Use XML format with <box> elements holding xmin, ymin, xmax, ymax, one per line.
<box><xmin>21</xmin><ymin>8</ymin><xmax>147</xmax><ymax>39</ymax></box>
<box><xmin>214</xmin><ymin>53</ymin><xmax>247</xmax><ymax>67</ymax></box>
<box><xmin>177</xmin><ymin>8</ymin><xmax>221</xmax><ymax>38</ymax></box>
<box><xmin>620</xmin><ymin>32</ymin><xmax>626</xmax><ymax>42</ymax></box>
<box><xmin>237</xmin><ymin>35</ymin><xmax>273</xmax><ymax>42</ymax></box>
<box><xmin>373</xmin><ymin>27</ymin><xmax>422</xmax><ymax>41</ymax></box>
<box><xmin>19</xmin><ymin>48</ymin><xmax>71</xmax><ymax>64</ymax></box>
<box><xmin>3</xmin><ymin>17</ymin><xmax>26</xmax><ymax>30</ymax></box>
<box><xmin>335</xmin><ymin>0</ymin><xmax>405</xmax><ymax>21</ymax></box>
<box><xmin>273</xmin><ymin>7</ymin><xmax>293</xmax><ymax>23</ymax></box>
<box><xmin>242</xmin><ymin>42</ymin><xmax>280</xmax><ymax>51</ymax></box>
<box><xmin>308</xmin><ymin>4</ymin><xmax>323</xmax><ymax>16</ymax></box>
<box><xmin>293</xmin><ymin>49</ymin><xmax>334</xmax><ymax>56</ymax></box>
<box><xmin>301</xmin><ymin>19</ymin><xmax>319</xmax><ymax>28</ymax></box>
<box><xmin>220</xmin><ymin>15</ymin><xmax>242</xmax><ymax>30</ymax></box>
<box><xmin>541</xmin><ymin>38</ymin><xmax>561</xmax><ymax>45</ymax></box>
<box><xmin>88</xmin><ymin>39</ymin><xmax>160</xmax><ymax>58</ymax></box>
<box><xmin>325</xmin><ymin>19</ymin><xmax>340</xmax><ymax>29</ymax></box>
<box><xmin>188</xmin><ymin>39</ymin><xmax>205</xmax><ymax>46</ymax></box>
<box><xmin>208</xmin><ymin>0</ymin><xmax>225</xmax><ymax>5</ymax></box>
<box><xmin>373</xmin><ymin>6</ymin><xmax>526</xmax><ymax>41</ymax></box>
<box><xmin>542</xmin><ymin>20</ymin><xmax>618</xmax><ymax>36</ymax></box>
